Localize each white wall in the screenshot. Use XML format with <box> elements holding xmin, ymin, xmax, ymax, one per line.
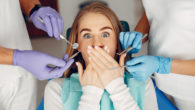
<box><xmin>31</xmin><ymin>0</ymin><xmax>147</xmax><ymax>106</ymax></box>
<box><xmin>58</xmin><ymin>0</ymin><xmax>144</xmax><ymax>32</ymax></box>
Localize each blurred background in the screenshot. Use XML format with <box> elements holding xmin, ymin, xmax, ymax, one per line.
<box><xmin>24</xmin><ymin>0</ymin><xmax>148</xmax><ymax>106</ymax></box>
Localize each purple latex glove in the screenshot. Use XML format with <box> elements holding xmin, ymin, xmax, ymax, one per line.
<box><xmin>30</xmin><ymin>7</ymin><xmax>64</xmax><ymax>40</ymax></box>
<box><xmin>13</xmin><ymin>50</ymin><xmax>74</xmax><ymax>80</ymax></box>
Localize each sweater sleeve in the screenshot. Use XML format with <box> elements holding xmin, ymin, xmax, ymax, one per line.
<box><xmin>78</xmin><ymin>86</ymin><xmax>104</xmax><ymax>110</ymax></box>
<box><xmin>105</xmin><ymin>77</ymin><xmax>140</xmax><ymax>110</ymax></box>
<box><xmin>44</xmin><ymin>79</ymin><xmax>64</xmax><ymax>110</ymax></box>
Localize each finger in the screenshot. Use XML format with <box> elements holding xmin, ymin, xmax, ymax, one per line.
<box><xmin>137</xmin><ymin>42</ymin><xmax>142</xmax><ymax>50</ymax></box>
<box><xmin>50</xmin><ymin>59</ymin><xmax>74</xmax><ymax>76</ymax></box>
<box><xmin>127</xmin><ymin>31</ymin><xmax>136</xmax><ymax>48</ymax></box>
<box><xmin>132</xmin><ymin>32</ymin><xmax>142</xmax><ymax>48</ymax></box>
<box><xmin>39</xmin><ymin>69</ymin><xmax>62</xmax><ymax>80</ymax></box>
<box><xmin>37</xmin><ymin>76</ymin><xmax>46</xmax><ymax>80</ymax></box>
<box><xmin>83</xmin><ymin>64</ymin><xmax>93</xmax><ymax>81</ymax></box>
<box><xmin>51</xmin><ymin>9</ymin><xmax>64</xmax><ymax>34</ymax></box>
<box><xmin>49</xmin><ymin>71</ymin><xmax>63</xmax><ymax>79</ymax></box>
<box><xmin>57</xmin><ymin>16</ymin><xmax>64</xmax><ymax>34</ymax></box>
<box><xmin>119</xmin><ymin>32</ymin><xmax>125</xmax><ymax>49</ymax></box>
<box><xmin>89</xmin><ymin>57</ymin><xmax>106</xmax><ymax>78</ymax></box>
<box><xmin>123</xmin><ymin>32</ymin><xmax>131</xmax><ymax>49</ymax></box>
<box><xmin>34</xmin><ymin>15</ymin><xmax>45</xmax><ymax>31</ymax></box>
<box><xmin>93</xmin><ymin>46</ymin><xmax>118</xmax><ymax>66</ymax></box>
<box><xmin>76</xmin><ymin>62</ymin><xmax>83</xmax><ymax>81</ymax></box>
<box><xmin>85</xmin><ymin>64</ymin><xmax>93</xmax><ymax>75</ymax></box>
<box><xmin>88</xmin><ymin>48</ymin><xmax>111</xmax><ymax>68</ymax></box>
<box><xmin>125</xmin><ymin>64</ymin><xmax>142</xmax><ymax>73</ymax></box>
<box><xmin>88</xmin><ymin>56</ymin><xmax>104</xmax><ymax>72</ymax></box>
<box><xmin>42</xmin><ymin>16</ymin><xmax>53</xmax><ymax>37</ymax></box>
<box><xmin>63</xmin><ymin>59</ymin><xmax>74</xmax><ymax>70</ymax></box>
<box><xmin>47</xmin><ymin>56</ymin><xmax>66</xmax><ymax>67</ymax></box>
<box><xmin>119</xmin><ymin>53</ymin><xmax>127</xmax><ymax>72</ymax></box>
<box><xmin>50</xmin><ymin>15</ymin><xmax>60</xmax><ymax>40</ymax></box>
<box><xmin>63</xmin><ymin>54</ymin><xmax>69</xmax><ymax>61</ymax></box>
<box><xmin>125</xmin><ymin>56</ymin><xmax>145</xmax><ymax>66</ymax></box>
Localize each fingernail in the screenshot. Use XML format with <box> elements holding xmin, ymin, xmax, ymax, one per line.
<box><xmin>75</xmin><ymin>62</ymin><xmax>78</xmax><ymax>66</ymax></box>
<box><xmin>107</xmin><ymin>49</ymin><xmax>110</xmax><ymax>53</ymax></box>
<box><xmin>124</xmin><ymin>53</ymin><xmax>127</xmax><ymax>57</ymax></box>
<box><xmin>104</xmin><ymin>46</ymin><xmax>108</xmax><ymax>50</ymax></box>
<box><xmin>88</xmin><ymin>46</ymin><xmax>92</xmax><ymax>49</ymax></box>
<box><xmin>95</xmin><ymin>46</ymin><xmax>98</xmax><ymax>49</ymax></box>
<box><xmin>87</xmin><ymin>49</ymin><xmax>91</xmax><ymax>54</ymax></box>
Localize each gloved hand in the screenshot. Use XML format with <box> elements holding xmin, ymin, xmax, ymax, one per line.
<box><xmin>125</xmin><ymin>55</ymin><xmax>172</xmax><ymax>81</ymax></box>
<box><xmin>30</xmin><ymin>7</ymin><xmax>64</xmax><ymax>40</ymax></box>
<box><xmin>119</xmin><ymin>31</ymin><xmax>143</xmax><ymax>54</ymax></box>
<box><xmin>13</xmin><ymin>50</ymin><xmax>74</xmax><ymax>80</ymax></box>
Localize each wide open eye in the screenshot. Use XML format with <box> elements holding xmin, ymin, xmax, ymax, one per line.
<box><xmin>83</xmin><ymin>33</ymin><xmax>92</xmax><ymax>39</ymax></box>
<box><xmin>102</xmin><ymin>32</ymin><xmax>110</xmax><ymax>38</ymax></box>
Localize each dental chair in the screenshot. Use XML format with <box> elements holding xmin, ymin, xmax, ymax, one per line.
<box><xmin>37</xmin><ymin>20</ymin><xmax>177</xmax><ymax>110</ymax></box>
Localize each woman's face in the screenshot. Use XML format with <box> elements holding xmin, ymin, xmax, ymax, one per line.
<box><xmin>77</xmin><ymin>12</ymin><xmax>117</xmax><ymax>65</ymax></box>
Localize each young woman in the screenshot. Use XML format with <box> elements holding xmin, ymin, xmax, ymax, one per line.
<box><xmin>44</xmin><ymin>2</ymin><xmax>158</xmax><ymax>110</ymax></box>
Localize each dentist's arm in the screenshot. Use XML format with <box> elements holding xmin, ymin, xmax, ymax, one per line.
<box><xmin>20</xmin><ymin>0</ymin><xmax>41</xmax><ymax>16</ymax></box>
<box><xmin>0</xmin><ymin>47</ymin><xmax>13</xmax><ymax>64</ymax></box>
<box><xmin>20</xmin><ymin>0</ymin><xmax>64</xmax><ymax>40</ymax></box>
<box><xmin>171</xmin><ymin>60</ymin><xmax>195</xmax><ymax>76</ymax></box>
<box><xmin>134</xmin><ymin>12</ymin><xmax>150</xmax><ymax>43</ymax></box>
<box><xmin>0</xmin><ymin>46</ymin><xmax>74</xmax><ymax>80</ymax></box>
<box><xmin>126</xmin><ymin>56</ymin><xmax>195</xmax><ymax>82</ymax></box>
<box><xmin>124</xmin><ymin>13</ymin><xmax>195</xmax><ymax>81</ymax></box>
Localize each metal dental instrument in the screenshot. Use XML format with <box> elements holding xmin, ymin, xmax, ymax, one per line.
<box><xmin>37</xmin><ymin>17</ymin><xmax>79</xmax><ymax>49</ymax></box>
<box><xmin>38</xmin><ymin>17</ymin><xmax>80</xmax><ymax>72</ymax></box>
<box><xmin>116</xmin><ymin>47</ymin><xmax>133</xmax><ymax>56</ymax></box>
<box><xmin>110</xmin><ymin>33</ymin><xmax>148</xmax><ymax>70</ymax></box>
<box><xmin>116</xmin><ymin>33</ymin><xmax>148</xmax><ymax>56</ymax></box>
<box><xmin>49</xmin><ymin>51</ymin><xmax>80</xmax><ymax>73</ymax></box>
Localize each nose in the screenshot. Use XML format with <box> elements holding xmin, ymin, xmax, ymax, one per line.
<box><xmin>91</xmin><ymin>37</ymin><xmax>104</xmax><ymax>49</ymax></box>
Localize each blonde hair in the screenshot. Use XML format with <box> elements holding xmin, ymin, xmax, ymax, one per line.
<box><xmin>64</xmin><ymin>2</ymin><xmax>123</xmax><ymax>77</ymax></box>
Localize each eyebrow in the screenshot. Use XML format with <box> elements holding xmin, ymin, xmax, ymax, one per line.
<box><xmin>80</xmin><ymin>26</ymin><xmax>113</xmax><ymax>33</ymax></box>
<box><xmin>80</xmin><ymin>28</ymin><xmax>91</xmax><ymax>33</ymax></box>
<box><xmin>100</xmin><ymin>26</ymin><xmax>113</xmax><ymax>31</ymax></box>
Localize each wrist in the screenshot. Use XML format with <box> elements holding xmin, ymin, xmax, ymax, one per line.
<box><xmin>0</xmin><ymin>47</ymin><xmax>14</xmax><ymax>65</ymax></box>
<box><xmin>20</xmin><ymin>0</ymin><xmax>41</xmax><ymax>16</ymax></box>
<box><xmin>29</xmin><ymin>4</ymin><xmax>41</xmax><ymax>17</ymax></box>
<box><xmin>13</xmin><ymin>49</ymin><xmax>20</xmax><ymax>66</ymax></box>
<box><xmin>82</xmin><ymin>86</ymin><xmax>104</xmax><ymax>95</ymax></box>
<box><xmin>82</xmin><ymin>86</ymin><xmax>104</xmax><ymax>102</ymax></box>
<box><xmin>105</xmin><ymin>77</ymin><xmax>125</xmax><ymax>94</ymax></box>
<box><xmin>156</xmin><ymin>56</ymin><xmax>172</xmax><ymax>74</ymax></box>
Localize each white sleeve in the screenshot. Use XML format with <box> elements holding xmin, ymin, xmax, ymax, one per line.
<box><xmin>78</xmin><ymin>86</ymin><xmax>104</xmax><ymax>110</ymax></box>
<box><xmin>105</xmin><ymin>77</ymin><xmax>140</xmax><ymax>110</ymax></box>
<box><xmin>44</xmin><ymin>78</ymin><xmax>64</xmax><ymax>110</ymax></box>
<box><xmin>144</xmin><ymin>78</ymin><xmax>158</xmax><ymax>110</ymax></box>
